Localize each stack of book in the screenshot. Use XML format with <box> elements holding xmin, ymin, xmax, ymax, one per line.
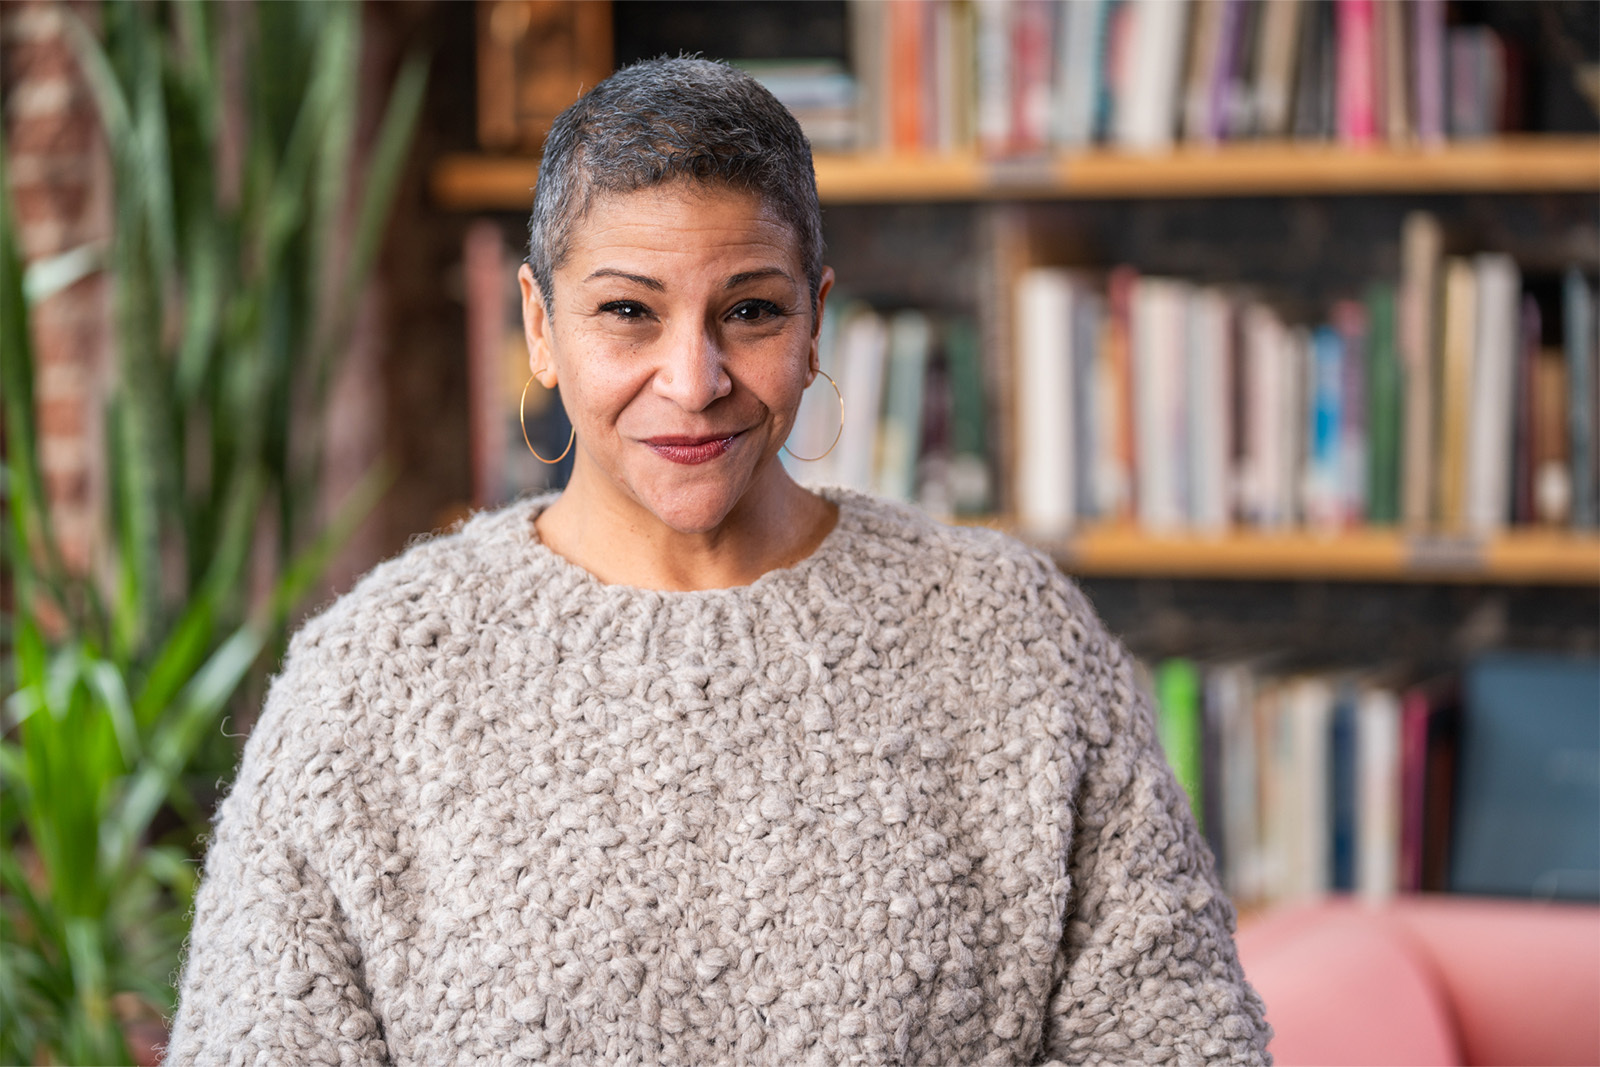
<box><xmin>738</xmin><ymin>59</ymin><xmax>860</xmax><ymax>153</ymax></box>
<box><xmin>849</xmin><ymin>0</ymin><xmax>1528</xmax><ymax>156</ymax></box>
<box><xmin>786</xmin><ymin>302</ymin><xmax>994</xmax><ymax>517</ymax></box>
<box><xmin>1146</xmin><ymin>652</ymin><xmax>1600</xmax><ymax>906</ymax></box>
<box><xmin>1012</xmin><ymin>216</ymin><xmax>1600</xmax><ymax>537</ymax></box>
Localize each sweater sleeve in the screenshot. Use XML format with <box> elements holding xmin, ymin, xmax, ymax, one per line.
<box><xmin>162</xmin><ymin>686</ymin><xmax>390</xmax><ymax>1066</ymax></box>
<box><xmin>1038</xmin><ymin>614</ymin><xmax>1272</xmax><ymax>1065</ymax></box>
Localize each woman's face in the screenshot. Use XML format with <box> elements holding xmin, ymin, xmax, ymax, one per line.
<box><xmin>520</xmin><ymin>182</ymin><xmax>833</xmax><ymax>535</ymax></box>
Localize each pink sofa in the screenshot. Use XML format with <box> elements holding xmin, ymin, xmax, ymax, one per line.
<box><xmin>1235</xmin><ymin>896</ymin><xmax>1600</xmax><ymax>1066</ymax></box>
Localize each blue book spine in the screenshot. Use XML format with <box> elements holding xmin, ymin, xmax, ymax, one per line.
<box><xmin>1328</xmin><ymin>690</ymin><xmax>1359</xmax><ymax>892</ymax></box>
<box><xmin>1566</xmin><ymin>268</ymin><xmax>1596</xmax><ymax>527</ymax></box>
<box><xmin>1308</xmin><ymin>325</ymin><xmax>1345</xmax><ymax>525</ymax></box>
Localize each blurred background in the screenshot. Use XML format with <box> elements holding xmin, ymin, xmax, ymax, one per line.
<box><xmin>3</xmin><ymin>0</ymin><xmax>1597</xmax><ymax>1064</ymax></box>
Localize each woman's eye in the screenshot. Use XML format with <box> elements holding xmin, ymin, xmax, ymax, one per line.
<box><xmin>599</xmin><ymin>300</ymin><xmax>650</xmax><ymax>320</ymax></box>
<box><xmin>729</xmin><ymin>299</ymin><xmax>783</xmax><ymax>323</ymax></box>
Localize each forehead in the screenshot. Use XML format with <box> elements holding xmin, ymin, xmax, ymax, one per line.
<box><xmin>560</xmin><ymin>181</ymin><xmax>804</xmax><ymax>273</ymax></box>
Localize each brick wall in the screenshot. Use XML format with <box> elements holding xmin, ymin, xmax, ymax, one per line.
<box><xmin>2</xmin><ymin>0</ymin><xmax>112</xmax><ymax>575</ymax></box>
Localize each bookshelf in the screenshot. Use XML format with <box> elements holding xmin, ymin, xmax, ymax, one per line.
<box><xmin>436</xmin><ymin>0</ymin><xmax>1600</xmax><ymax>913</ymax></box>
<box><xmin>1033</xmin><ymin>525</ymin><xmax>1600</xmax><ymax>584</ymax></box>
<box><xmin>430</xmin><ymin>136</ymin><xmax>1600</xmax><ymax>209</ymax></box>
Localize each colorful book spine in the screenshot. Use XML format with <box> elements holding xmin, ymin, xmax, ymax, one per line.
<box><xmin>1156</xmin><ymin>658</ymin><xmax>1205</xmax><ymax>830</ymax></box>
<box><xmin>1334</xmin><ymin>0</ymin><xmax>1377</xmax><ymax>145</ymax></box>
<box><xmin>1566</xmin><ymin>268</ymin><xmax>1596</xmax><ymax>527</ymax></box>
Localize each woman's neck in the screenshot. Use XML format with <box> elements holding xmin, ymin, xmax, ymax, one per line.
<box><xmin>532</xmin><ymin>465</ymin><xmax>838</xmax><ymax>591</ymax></box>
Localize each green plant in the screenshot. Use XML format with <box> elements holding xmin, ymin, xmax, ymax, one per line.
<box><xmin>1</xmin><ymin>2</ymin><xmax>425</xmax><ymax>1062</ymax></box>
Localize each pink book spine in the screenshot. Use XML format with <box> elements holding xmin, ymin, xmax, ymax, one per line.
<box><xmin>1336</xmin><ymin>0</ymin><xmax>1378</xmax><ymax>146</ymax></box>
<box><xmin>1398</xmin><ymin>688</ymin><xmax>1429</xmax><ymax>893</ymax></box>
<box><xmin>1412</xmin><ymin>0</ymin><xmax>1445</xmax><ymax>143</ymax></box>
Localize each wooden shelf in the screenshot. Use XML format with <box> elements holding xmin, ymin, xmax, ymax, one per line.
<box><xmin>430</xmin><ymin>137</ymin><xmax>1600</xmax><ymax>209</ymax></box>
<box><xmin>1029</xmin><ymin>526</ymin><xmax>1600</xmax><ymax>585</ymax></box>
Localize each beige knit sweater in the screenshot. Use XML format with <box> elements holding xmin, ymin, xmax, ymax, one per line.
<box><xmin>164</xmin><ymin>489</ymin><xmax>1271</xmax><ymax>1065</ymax></box>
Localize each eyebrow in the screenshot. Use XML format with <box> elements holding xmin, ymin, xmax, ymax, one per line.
<box><xmin>585</xmin><ymin>268</ymin><xmax>664</xmax><ymax>291</ymax></box>
<box><xmin>725</xmin><ymin>268</ymin><xmax>793</xmax><ymax>288</ymax></box>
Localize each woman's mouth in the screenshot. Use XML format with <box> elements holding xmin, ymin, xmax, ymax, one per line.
<box><xmin>643</xmin><ymin>432</ymin><xmax>741</xmax><ymax>465</ymax></box>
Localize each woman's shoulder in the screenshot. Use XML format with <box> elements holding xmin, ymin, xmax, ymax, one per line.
<box><xmin>832</xmin><ymin>489</ymin><xmax>1095</xmax><ymax>613</ymax></box>
<box><xmin>285</xmin><ymin>495</ymin><xmax>550</xmax><ymax>660</ymax></box>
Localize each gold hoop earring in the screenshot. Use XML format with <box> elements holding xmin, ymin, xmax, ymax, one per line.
<box><xmin>521</xmin><ymin>376</ymin><xmax>575</xmax><ymax>464</ymax></box>
<box><xmin>782</xmin><ymin>369</ymin><xmax>844</xmax><ymax>463</ymax></box>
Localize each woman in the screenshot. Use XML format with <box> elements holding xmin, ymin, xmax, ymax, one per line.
<box><xmin>165</xmin><ymin>58</ymin><xmax>1271</xmax><ymax>1065</ymax></box>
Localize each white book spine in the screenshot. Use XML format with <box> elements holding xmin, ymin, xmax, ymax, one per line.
<box><xmin>1191</xmin><ymin>288</ymin><xmax>1233</xmax><ymax>531</ymax></box>
<box><xmin>1466</xmin><ymin>252</ymin><xmax>1521</xmax><ymax>533</ymax></box>
<box><xmin>1357</xmin><ymin>687</ymin><xmax>1402</xmax><ymax>902</ymax></box>
<box><xmin>1116</xmin><ymin>0</ymin><xmax>1192</xmax><ymax>151</ymax></box>
<box><xmin>1016</xmin><ymin>269</ymin><xmax>1077</xmax><ymax>535</ymax></box>
<box><xmin>835</xmin><ymin>309</ymin><xmax>890</xmax><ymax>493</ymax></box>
<box><xmin>1056</xmin><ymin>0</ymin><xmax>1102</xmax><ymax>145</ymax></box>
<box><xmin>1134</xmin><ymin>279</ymin><xmax>1184</xmax><ymax>529</ymax></box>
<box><xmin>1288</xmin><ymin>676</ymin><xmax>1333</xmax><ymax>899</ymax></box>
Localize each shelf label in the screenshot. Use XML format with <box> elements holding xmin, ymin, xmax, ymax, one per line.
<box><xmin>985</xmin><ymin>156</ymin><xmax>1058</xmax><ymax>190</ymax></box>
<box><xmin>1405</xmin><ymin>535</ymin><xmax>1485</xmax><ymax>573</ymax></box>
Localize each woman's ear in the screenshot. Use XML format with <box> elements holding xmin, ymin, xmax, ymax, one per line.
<box><xmin>519</xmin><ymin>262</ymin><xmax>558</xmax><ymax>389</ymax></box>
<box><xmin>808</xmin><ymin>265</ymin><xmax>836</xmax><ymax>379</ymax></box>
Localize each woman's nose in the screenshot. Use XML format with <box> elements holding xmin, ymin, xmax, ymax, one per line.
<box><xmin>653</xmin><ymin>322</ymin><xmax>732</xmax><ymax>410</ymax></box>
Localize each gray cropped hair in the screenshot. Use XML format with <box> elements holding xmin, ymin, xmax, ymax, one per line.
<box><xmin>527</xmin><ymin>56</ymin><xmax>824</xmax><ymax>311</ymax></box>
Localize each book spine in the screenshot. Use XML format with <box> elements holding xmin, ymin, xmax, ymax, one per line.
<box><xmin>1156</xmin><ymin>659</ymin><xmax>1206</xmax><ymax>831</ymax></box>
<box><xmin>1357</xmin><ymin>688</ymin><xmax>1402</xmax><ymax>900</ymax></box>
<box><xmin>1016</xmin><ymin>269</ymin><xmax>1077</xmax><ymax>535</ymax></box>
<box><xmin>1335</xmin><ymin>0</ymin><xmax>1378</xmax><ymax>146</ymax></box>
<box><xmin>1253</xmin><ymin>0</ymin><xmax>1303</xmax><ymax>138</ymax></box>
<box><xmin>1437</xmin><ymin>259</ymin><xmax>1477</xmax><ymax>531</ymax></box>
<box><xmin>1567</xmin><ymin>268</ymin><xmax>1597</xmax><ymax>527</ymax></box>
<box><xmin>1465</xmin><ymin>254</ymin><xmax>1520</xmax><ymax>534</ymax></box>
<box><xmin>1329</xmin><ymin>688</ymin><xmax>1359</xmax><ymax>892</ymax></box>
<box><xmin>1399</xmin><ymin>212</ymin><xmax>1442</xmax><ymax>529</ymax></box>
<box><xmin>1306</xmin><ymin>324</ymin><xmax>1345</xmax><ymax>530</ymax></box>
<box><xmin>1411</xmin><ymin>0</ymin><xmax>1445</xmax><ymax>143</ymax></box>
<box><xmin>1366</xmin><ymin>284</ymin><xmax>1402</xmax><ymax>525</ymax></box>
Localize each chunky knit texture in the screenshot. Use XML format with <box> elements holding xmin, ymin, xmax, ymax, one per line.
<box><xmin>164</xmin><ymin>489</ymin><xmax>1271</xmax><ymax>1065</ymax></box>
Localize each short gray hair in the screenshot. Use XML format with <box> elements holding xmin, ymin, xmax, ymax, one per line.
<box><xmin>527</xmin><ymin>57</ymin><xmax>823</xmax><ymax>310</ymax></box>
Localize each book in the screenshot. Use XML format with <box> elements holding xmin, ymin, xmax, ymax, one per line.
<box><xmin>877</xmin><ymin>309</ymin><xmax>934</xmax><ymax>502</ymax></box>
<box><xmin>1155</xmin><ymin>658</ymin><xmax>1205</xmax><ymax>829</ymax></box>
<box><xmin>1334</xmin><ymin>299</ymin><xmax>1368</xmax><ymax>525</ymax></box>
<box><xmin>1181</xmin><ymin>0</ymin><xmax>1227</xmax><ymax>144</ymax></box>
<box><xmin>1399</xmin><ymin>211</ymin><xmax>1442</xmax><ymax>529</ymax></box>
<box><xmin>1305</xmin><ymin>323</ymin><xmax>1345</xmax><ymax>530</ymax></box>
<box><xmin>1566</xmin><ymin>268</ymin><xmax>1597</xmax><ymax>527</ymax></box>
<box><xmin>1252</xmin><ymin>0</ymin><xmax>1303</xmax><ymax>138</ymax></box>
<box><xmin>1010</xmin><ymin>0</ymin><xmax>1055</xmax><ymax>153</ymax></box>
<box><xmin>943</xmin><ymin>316</ymin><xmax>992</xmax><ymax>516</ymax></box>
<box><xmin>1115</xmin><ymin>0</ymin><xmax>1191</xmax><ymax>151</ymax></box>
<box><xmin>887</xmin><ymin>0</ymin><xmax>928</xmax><ymax>152</ymax></box>
<box><xmin>834</xmin><ymin>305</ymin><xmax>891</xmax><ymax>493</ymax></box>
<box><xmin>1056</xmin><ymin>0</ymin><xmax>1107</xmax><ymax>146</ymax></box>
<box><xmin>1450</xmin><ymin>653</ymin><xmax>1600</xmax><ymax>900</ymax></box>
<box><xmin>1365</xmin><ymin>283</ymin><xmax>1402</xmax><ymax>524</ymax></box>
<box><xmin>1133</xmin><ymin>277</ymin><xmax>1191</xmax><ymax>530</ymax></box>
<box><xmin>1334</xmin><ymin>0</ymin><xmax>1378</xmax><ymax>146</ymax></box>
<box><xmin>1531</xmin><ymin>341</ymin><xmax>1572</xmax><ymax>526</ymax></box>
<box><xmin>848</xmin><ymin>0</ymin><xmax>888</xmax><ymax>151</ymax></box>
<box><xmin>1410</xmin><ymin>0</ymin><xmax>1446</xmax><ymax>144</ymax></box>
<box><xmin>1465</xmin><ymin>253</ymin><xmax>1520</xmax><ymax>534</ymax></box>
<box><xmin>1376</xmin><ymin>0</ymin><xmax>1410</xmax><ymax>144</ymax></box>
<box><xmin>1436</xmin><ymin>258</ymin><xmax>1477</xmax><ymax>530</ymax></box>
<box><xmin>1015</xmin><ymin>268</ymin><xmax>1081</xmax><ymax>535</ymax></box>
<box><xmin>1328</xmin><ymin>685</ymin><xmax>1360</xmax><ymax>892</ymax></box>
<box><xmin>1356</xmin><ymin>686</ymin><xmax>1402</xmax><ymax>901</ymax></box>
<box><xmin>1284</xmin><ymin>676</ymin><xmax>1334</xmax><ymax>899</ymax></box>
<box><xmin>1188</xmin><ymin>286</ymin><xmax>1233</xmax><ymax>531</ymax></box>
<box><xmin>1096</xmin><ymin>265</ymin><xmax>1138</xmax><ymax>520</ymax></box>
<box><xmin>975</xmin><ymin>0</ymin><xmax>1012</xmax><ymax>154</ymax></box>
<box><xmin>1291</xmin><ymin>0</ymin><xmax>1336</xmax><ymax>140</ymax></box>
